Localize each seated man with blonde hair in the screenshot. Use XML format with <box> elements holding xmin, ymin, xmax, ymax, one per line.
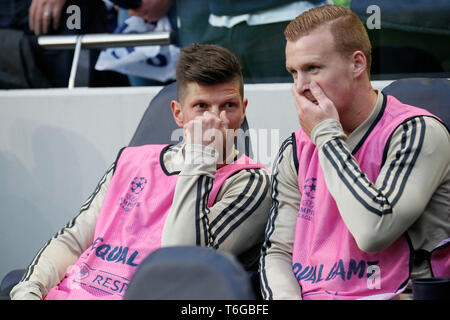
<box><xmin>260</xmin><ymin>5</ymin><xmax>450</xmax><ymax>300</ymax></box>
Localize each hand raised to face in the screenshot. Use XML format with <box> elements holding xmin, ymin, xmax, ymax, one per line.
<box><xmin>183</xmin><ymin>110</ymin><xmax>233</xmax><ymax>157</ymax></box>
<box><xmin>292</xmin><ymin>81</ymin><xmax>340</xmax><ymax>138</ymax></box>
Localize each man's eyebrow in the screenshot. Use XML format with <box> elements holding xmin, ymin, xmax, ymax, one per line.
<box><xmin>189</xmin><ymin>98</ymin><xmax>208</xmax><ymax>104</ymax></box>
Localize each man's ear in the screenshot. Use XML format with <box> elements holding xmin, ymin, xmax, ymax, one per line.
<box><xmin>171</xmin><ymin>100</ymin><xmax>184</xmax><ymax>128</ymax></box>
<box><xmin>240</xmin><ymin>98</ymin><xmax>248</xmax><ymax>125</ymax></box>
<box><xmin>351</xmin><ymin>51</ymin><xmax>367</xmax><ymax>79</ymax></box>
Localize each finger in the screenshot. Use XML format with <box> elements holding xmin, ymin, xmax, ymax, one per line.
<box><xmin>298</xmin><ymin>94</ymin><xmax>318</xmax><ymax>115</ymax></box>
<box><xmin>42</xmin><ymin>8</ymin><xmax>52</xmax><ymax>34</ymax></box>
<box><xmin>291</xmin><ymin>85</ymin><xmax>302</xmax><ymax>114</ymax></box>
<box><xmin>203</xmin><ymin>110</ymin><xmax>219</xmax><ymax>119</ymax></box>
<box><xmin>195</xmin><ymin>113</ymin><xmax>211</xmax><ymax>126</ymax></box>
<box><xmin>52</xmin><ymin>4</ymin><xmax>63</xmax><ymax>31</ymax></box>
<box><xmin>34</xmin><ymin>2</ymin><xmax>45</xmax><ymax>35</ymax></box>
<box><xmin>202</xmin><ymin>111</ymin><xmax>221</xmax><ymax>126</ymax></box>
<box><xmin>183</xmin><ymin>120</ymin><xmax>199</xmax><ymax>143</ymax></box>
<box><xmin>291</xmin><ymin>84</ymin><xmax>300</xmax><ymax>106</ymax></box>
<box><xmin>219</xmin><ymin>110</ymin><xmax>229</xmax><ymax>129</ymax></box>
<box><xmin>309</xmin><ymin>81</ymin><xmax>330</xmax><ymax>107</ymax></box>
<box><xmin>291</xmin><ymin>85</ymin><xmax>314</xmax><ymax>112</ymax></box>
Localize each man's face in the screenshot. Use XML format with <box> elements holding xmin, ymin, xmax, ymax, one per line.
<box><xmin>172</xmin><ymin>80</ymin><xmax>247</xmax><ymax>131</ymax></box>
<box><xmin>285</xmin><ymin>25</ymin><xmax>354</xmax><ymax>114</ymax></box>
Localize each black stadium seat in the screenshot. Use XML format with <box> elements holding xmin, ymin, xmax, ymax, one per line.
<box><xmin>382</xmin><ymin>78</ymin><xmax>450</xmax><ymax>128</ymax></box>
<box><xmin>124</xmin><ymin>246</ymin><xmax>256</xmax><ymax>300</ymax></box>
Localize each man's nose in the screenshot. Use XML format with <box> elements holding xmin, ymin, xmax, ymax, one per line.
<box><xmin>210</xmin><ymin>105</ymin><xmax>220</xmax><ymax>116</ymax></box>
<box><xmin>294</xmin><ymin>73</ymin><xmax>309</xmax><ymax>94</ymax></box>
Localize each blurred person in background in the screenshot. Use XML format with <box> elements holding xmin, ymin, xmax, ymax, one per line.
<box><xmin>107</xmin><ymin>0</ymin><xmax>332</xmax><ymax>84</ymax></box>
<box><xmin>101</xmin><ymin>0</ymin><xmax>178</xmax><ymax>86</ymax></box>
<box><xmin>0</xmin><ymin>0</ymin><xmax>128</xmax><ymax>88</ymax></box>
<box><xmin>175</xmin><ymin>0</ymin><xmax>333</xmax><ymax>83</ymax></box>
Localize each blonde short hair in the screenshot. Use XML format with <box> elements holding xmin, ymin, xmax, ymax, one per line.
<box><xmin>285</xmin><ymin>5</ymin><xmax>372</xmax><ymax>75</ymax></box>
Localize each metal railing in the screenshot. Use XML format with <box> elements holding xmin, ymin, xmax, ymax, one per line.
<box><xmin>37</xmin><ymin>32</ymin><xmax>174</xmax><ymax>89</ymax></box>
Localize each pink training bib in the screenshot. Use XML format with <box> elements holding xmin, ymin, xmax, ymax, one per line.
<box><xmin>45</xmin><ymin>145</ymin><xmax>265</xmax><ymax>300</ymax></box>
<box><xmin>292</xmin><ymin>95</ymin><xmax>446</xmax><ymax>299</ymax></box>
<box><xmin>430</xmin><ymin>238</ymin><xmax>450</xmax><ymax>277</ymax></box>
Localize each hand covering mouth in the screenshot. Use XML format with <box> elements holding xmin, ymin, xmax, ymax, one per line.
<box><xmin>303</xmin><ymin>91</ymin><xmax>318</xmax><ymax>105</ymax></box>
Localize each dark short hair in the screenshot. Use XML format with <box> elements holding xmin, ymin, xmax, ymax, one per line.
<box><xmin>176</xmin><ymin>43</ymin><xmax>244</xmax><ymax>102</ymax></box>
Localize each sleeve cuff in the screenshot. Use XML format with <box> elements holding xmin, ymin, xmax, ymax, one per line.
<box><xmin>311</xmin><ymin>119</ymin><xmax>347</xmax><ymax>148</ymax></box>
<box><xmin>182</xmin><ymin>144</ymin><xmax>218</xmax><ymax>177</ymax></box>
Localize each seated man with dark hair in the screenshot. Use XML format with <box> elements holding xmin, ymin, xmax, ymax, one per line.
<box><xmin>11</xmin><ymin>43</ymin><xmax>271</xmax><ymax>300</ymax></box>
